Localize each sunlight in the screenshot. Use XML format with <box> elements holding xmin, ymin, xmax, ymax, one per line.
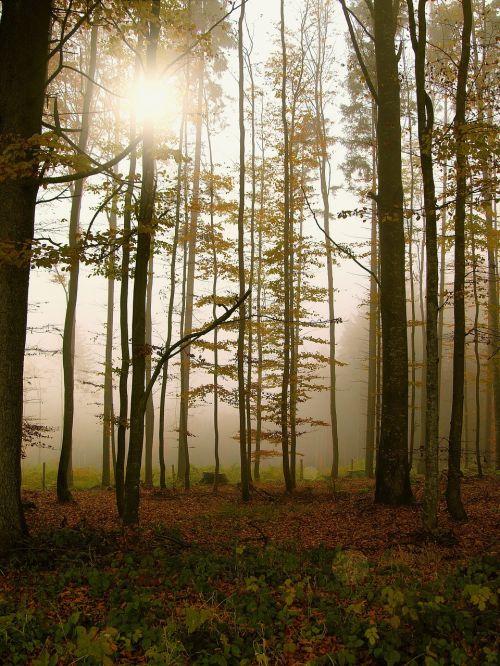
<box><xmin>129</xmin><ymin>74</ymin><xmax>172</xmax><ymax>126</ymax></box>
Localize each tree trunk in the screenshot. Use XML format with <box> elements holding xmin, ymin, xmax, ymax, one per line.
<box><xmin>102</xmin><ymin>179</ymin><xmax>117</xmax><ymax>488</ymax></box>
<box><xmin>446</xmin><ymin>0</ymin><xmax>472</xmax><ymax>521</ymax></box>
<box><xmin>0</xmin><ymin>0</ymin><xmax>51</xmax><ymax>555</ymax></box>
<box><xmin>280</xmin><ymin>0</ymin><xmax>293</xmax><ymax>493</ymax></box>
<box><xmin>373</xmin><ymin>0</ymin><xmax>412</xmax><ymax>505</ymax></box>
<box><xmin>116</xmin><ymin>128</ymin><xmax>137</xmax><ymax>515</ymax></box>
<box><xmin>470</xmin><ymin>202</ymin><xmax>482</xmax><ymax>477</ymax></box>
<box><xmin>158</xmin><ymin>91</ymin><xmax>187</xmax><ymax>489</ymax></box>
<box><xmin>237</xmin><ymin>0</ymin><xmax>250</xmax><ymax>501</ymax></box>
<box><xmin>144</xmin><ymin>252</ymin><xmax>155</xmax><ymax>488</ymax></box>
<box><xmin>178</xmin><ymin>59</ymin><xmax>204</xmax><ymax>490</ymax></box>
<box><xmin>408</xmin><ymin>0</ymin><xmax>440</xmax><ymax>529</ymax></box>
<box><xmin>122</xmin><ymin>0</ymin><xmax>159</xmax><ymax>525</ymax></box>
<box><xmin>365</xmin><ymin>102</ymin><xmax>378</xmax><ymax>479</ymax></box>
<box><xmin>57</xmin><ymin>24</ymin><xmax>99</xmax><ymax>502</ymax></box>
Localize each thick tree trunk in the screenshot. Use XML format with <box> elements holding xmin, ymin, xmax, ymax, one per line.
<box><xmin>57</xmin><ymin>24</ymin><xmax>98</xmax><ymax>502</ymax></box>
<box><xmin>122</xmin><ymin>0</ymin><xmax>159</xmax><ymax>525</ymax></box>
<box><xmin>373</xmin><ymin>0</ymin><xmax>412</xmax><ymax>505</ymax></box>
<box><xmin>0</xmin><ymin>0</ymin><xmax>51</xmax><ymax>555</ymax></box>
<box><xmin>446</xmin><ymin>0</ymin><xmax>472</xmax><ymax>521</ymax></box>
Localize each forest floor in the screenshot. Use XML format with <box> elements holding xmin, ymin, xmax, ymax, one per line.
<box><xmin>1</xmin><ymin>476</ymin><xmax>499</xmax><ymax>665</ymax></box>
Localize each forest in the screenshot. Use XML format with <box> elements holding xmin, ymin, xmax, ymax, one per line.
<box><xmin>0</xmin><ymin>0</ymin><xmax>498</xmax><ymax>664</ymax></box>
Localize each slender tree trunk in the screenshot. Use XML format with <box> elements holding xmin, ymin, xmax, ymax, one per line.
<box><xmin>178</xmin><ymin>59</ymin><xmax>204</xmax><ymax>490</ymax></box>
<box><xmin>438</xmin><ymin>95</ymin><xmax>448</xmax><ymax>429</ymax></box>
<box><xmin>245</xmin><ymin>54</ymin><xmax>257</xmax><ymax>484</ymax></box>
<box><xmin>123</xmin><ymin>0</ymin><xmax>160</xmax><ymax>525</ymax></box>
<box><xmin>116</xmin><ymin>125</ymin><xmax>137</xmax><ymax>515</ymax></box>
<box><xmin>237</xmin><ymin>0</ymin><xmax>250</xmax><ymax>501</ymax></box>
<box><xmin>366</xmin><ymin>103</ymin><xmax>378</xmax><ymax>479</ymax></box>
<box><xmin>404</xmin><ymin>51</ymin><xmax>418</xmax><ymax>472</ymax></box>
<box><xmin>158</xmin><ymin>99</ymin><xmax>187</xmax><ymax>489</ymax></box>
<box><xmin>280</xmin><ymin>0</ymin><xmax>293</xmax><ymax>493</ymax></box>
<box><xmin>58</xmin><ymin>24</ymin><xmax>99</xmax><ymax>502</ymax></box>
<box><xmin>254</xmin><ymin>104</ymin><xmax>265</xmax><ymax>482</ymax></box>
<box><xmin>446</xmin><ymin>0</ymin><xmax>472</xmax><ymax>521</ymax></box>
<box><xmin>408</xmin><ymin>0</ymin><xmax>440</xmax><ymax>529</ymax></box>
<box><xmin>144</xmin><ymin>251</ymin><xmax>155</xmax><ymax>487</ymax></box>
<box><xmin>0</xmin><ymin>0</ymin><xmax>51</xmax><ymax>555</ymax></box>
<box><xmin>205</xmin><ymin>112</ymin><xmax>220</xmax><ymax>491</ymax></box>
<box><xmin>373</xmin><ymin>0</ymin><xmax>412</xmax><ymax>505</ymax></box>
<box><xmin>102</xmin><ymin>181</ymin><xmax>117</xmax><ymax>488</ymax></box>
<box><xmin>471</xmin><ymin>201</ymin><xmax>482</xmax><ymax>476</ymax></box>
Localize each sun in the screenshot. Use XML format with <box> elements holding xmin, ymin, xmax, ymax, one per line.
<box><xmin>129</xmin><ymin>74</ymin><xmax>173</xmax><ymax>126</ymax></box>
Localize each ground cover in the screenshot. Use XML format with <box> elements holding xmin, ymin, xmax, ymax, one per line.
<box><xmin>1</xmin><ymin>477</ymin><xmax>498</xmax><ymax>665</ymax></box>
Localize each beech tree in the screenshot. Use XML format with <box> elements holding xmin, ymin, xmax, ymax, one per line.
<box><xmin>0</xmin><ymin>0</ymin><xmax>52</xmax><ymax>555</ymax></box>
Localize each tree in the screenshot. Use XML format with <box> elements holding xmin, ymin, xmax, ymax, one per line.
<box><xmin>407</xmin><ymin>0</ymin><xmax>440</xmax><ymax>530</ymax></box>
<box><xmin>342</xmin><ymin>0</ymin><xmax>412</xmax><ymax>503</ymax></box>
<box><xmin>237</xmin><ymin>0</ymin><xmax>250</xmax><ymax>501</ymax></box>
<box><xmin>0</xmin><ymin>0</ymin><xmax>52</xmax><ymax>555</ymax></box>
<box><xmin>123</xmin><ymin>0</ymin><xmax>160</xmax><ymax>525</ymax></box>
<box><xmin>57</xmin><ymin>23</ymin><xmax>99</xmax><ymax>503</ymax></box>
<box><xmin>446</xmin><ymin>0</ymin><xmax>472</xmax><ymax>521</ymax></box>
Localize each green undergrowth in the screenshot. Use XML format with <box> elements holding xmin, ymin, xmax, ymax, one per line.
<box><xmin>1</xmin><ymin>527</ymin><xmax>498</xmax><ymax>665</ymax></box>
<box><xmin>21</xmin><ymin>463</ymin><xmax>373</xmax><ymax>491</ymax></box>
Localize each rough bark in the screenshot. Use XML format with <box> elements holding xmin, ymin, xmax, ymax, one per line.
<box><xmin>373</xmin><ymin>0</ymin><xmax>412</xmax><ymax>505</ymax></box>
<box><xmin>0</xmin><ymin>0</ymin><xmax>52</xmax><ymax>555</ymax></box>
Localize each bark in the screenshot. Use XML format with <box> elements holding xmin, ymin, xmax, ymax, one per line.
<box><xmin>0</xmin><ymin>0</ymin><xmax>52</xmax><ymax>555</ymax></box>
<box><xmin>408</xmin><ymin>0</ymin><xmax>440</xmax><ymax>529</ymax></box>
<box><xmin>237</xmin><ymin>0</ymin><xmax>250</xmax><ymax>501</ymax></box>
<box><xmin>280</xmin><ymin>0</ymin><xmax>293</xmax><ymax>493</ymax></box>
<box><xmin>122</xmin><ymin>0</ymin><xmax>160</xmax><ymax>525</ymax></box>
<box><xmin>446</xmin><ymin>0</ymin><xmax>472</xmax><ymax>521</ymax></box>
<box><xmin>373</xmin><ymin>0</ymin><xmax>412</xmax><ymax>505</ymax></box>
<box><xmin>57</xmin><ymin>24</ymin><xmax>99</xmax><ymax>503</ymax></box>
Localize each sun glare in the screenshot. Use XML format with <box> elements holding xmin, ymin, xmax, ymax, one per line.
<box><xmin>129</xmin><ymin>75</ymin><xmax>172</xmax><ymax>126</ymax></box>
